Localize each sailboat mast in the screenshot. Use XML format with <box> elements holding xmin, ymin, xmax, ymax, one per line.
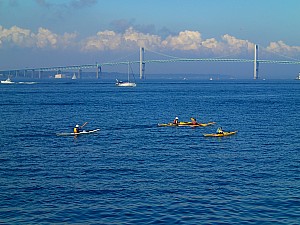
<box><xmin>128</xmin><ymin>62</ymin><xmax>130</xmax><ymax>82</ymax></box>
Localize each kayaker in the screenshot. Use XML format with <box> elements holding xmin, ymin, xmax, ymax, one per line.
<box><xmin>216</xmin><ymin>127</ymin><xmax>224</xmax><ymax>134</ymax></box>
<box><xmin>73</xmin><ymin>122</ymin><xmax>88</xmax><ymax>134</ymax></box>
<box><xmin>74</xmin><ymin>124</ymin><xmax>81</xmax><ymax>134</ymax></box>
<box><xmin>190</xmin><ymin>117</ymin><xmax>198</xmax><ymax>125</ymax></box>
<box><xmin>173</xmin><ymin>117</ymin><xmax>179</xmax><ymax>125</ymax></box>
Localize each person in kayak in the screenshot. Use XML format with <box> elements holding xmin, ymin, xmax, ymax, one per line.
<box><xmin>216</xmin><ymin>127</ymin><xmax>224</xmax><ymax>134</ymax></box>
<box><xmin>173</xmin><ymin>117</ymin><xmax>179</xmax><ymax>125</ymax></box>
<box><xmin>190</xmin><ymin>117</ymin><xmax>198</xmax><ymax>125</ymax></box>
<box><xmin>74</xmin><ymin>124</ymin><xmax>81</xmax><ymax>134</ymax></box>
<box><xmin>73</xmin><ymin>122</ymin><xmax>88</xmax><ymax>134</ymax></box>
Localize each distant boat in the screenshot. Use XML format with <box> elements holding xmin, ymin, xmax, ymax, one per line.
<box><xmin>116</xmin><ymin>62</ymin><xmax>136</xmax><ymax>87</ymax></box>
<box><xmin>296</xmin><ymin>73</ymin><xmax>300</xmax><ymax>80</ymax></box>
<box><xmin>72</xmin><ymin>73</ymin><xmax>77</xmax><ymax>80</ymax></box>
<box><xmin>1</xmin><ymin>77</ymin><xmax>14</xmax><ymax>84</ymax></box>
<box><xmin>55</xmin><ymin>73</ymin><xmax>65</xmax><ymax>79</ymax></box>
<box><xmin>115</xmin><ymin>79</ymin><xmax>136</xmax><ymax>87</ymax></box>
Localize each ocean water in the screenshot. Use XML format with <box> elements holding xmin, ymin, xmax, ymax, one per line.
<box><xmin>0</xmin><ymin>79</ymin><xmax>299</xmax><ymax>224</ymax></box>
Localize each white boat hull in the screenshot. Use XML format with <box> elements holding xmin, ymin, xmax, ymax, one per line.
<box><xmin>115</xmin><ymin>63</ymin><xmax>137</xmax><ymax>87</ymax></box>
<box><xmin>116</xmin><ymin>82</ymin><xmax>136</xmax><ymax>87</ymax></box>
<box><xmin>1</xmin><ymin>79</ymin><xmax>14</xmax><ymax>84</ymax></box>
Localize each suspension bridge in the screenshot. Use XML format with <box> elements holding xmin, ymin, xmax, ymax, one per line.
<box><xmin>1</xmin><ymin>45</ymin><xmax>299</xmax><ymax>80</ymax></box>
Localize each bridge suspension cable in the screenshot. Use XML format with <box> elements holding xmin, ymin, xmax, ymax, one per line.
<box><xmin>259</xmin><ymin>45</ymin><xmax>300</xmax><ymax>62</ymax></box>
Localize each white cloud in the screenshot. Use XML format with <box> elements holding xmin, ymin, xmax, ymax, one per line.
<box><xmin>221</xmin><ymin>34</ymin><xmax>255</xmax><ymax>54</ymax></box>
<box><xmin>1</xmin><ymin>25</ymin><xmax>300</xmax><ymax>59</ymax></box>
<box><xmin>201</xmin><ymin>38</ymin><xmax>224</xmax><ymax>54</ymax></box>
<box><xmin>162</xmin><ymin>30</ymin><xmax>202</xmax><ymax>51</ymax></box>
<box><xmin>266</xmin><ymin>40</ymin><xmax>300</xmax><ymax>55</ymax></box>
<box><xmin>201</xmin><ymin>38</ymin><xmax>218</xmax><ymax>49</ymax></box>
<box><xmin>82</xmin><ymin>30</ymin><xmax>122</xmax><ymax>51</ymax></box>
<box><xmin>123</xmin><ymin>27</ymin><xmax>161</xmax><ymax>49</ymax></box>
<box><xmin>81</xmin><ymin>27</ymin><xmax>162</xmax><ymax>51</ymax></box>
<box><xmin>0</xmin><ymin>25</ymin><xmax>34</xmax><ymax>47</ymax></box>
<box><xmin>0</xmin><ymin>25</ymin><xmax>77</xmax><ymax>49</ymax></box>
<box><xmin>35</xmin><ymin>27</ymin><xmax>58</xmax><ymax>48</ymax></box>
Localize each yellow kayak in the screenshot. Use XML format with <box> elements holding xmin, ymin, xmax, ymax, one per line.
<box><xmin>158</xmin><ymin>123</ymin><xmax>178</xmax><ymax>127</ymax></box>
<box><xmin>179</xmin><ymin>121</ymin><xmax>216</xmax><ymax>127</ymax></box>
<box><xmin>203</xmin><ymin>131</ymin><xmax>238</xmax><ymax>137</ymax></box>
<box><xmin>158</xmin><ymin>122</ymin><xmax>215</xmax><ymax>127</ymax></box>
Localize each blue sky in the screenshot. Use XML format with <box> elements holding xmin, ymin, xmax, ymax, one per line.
<box><xmin>0</xmin><ymin>0</ymin><xmax>299</xmax><ymax>78</ymax></box>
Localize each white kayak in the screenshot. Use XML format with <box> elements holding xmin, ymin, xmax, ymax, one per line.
<box><xmin>56</xmin><ymin>129</ymin><xmax>100</xmax><ymax>136</ymax></box>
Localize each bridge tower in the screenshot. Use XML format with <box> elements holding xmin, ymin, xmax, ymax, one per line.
<box><xmin>140</xmin><ymin>47</ymin><xmax>145</xmax><ymax>79</ymax></box>
<box><xmin>78</xmin><ymin>68</ymin><xmax>82</xmax><ymax>79</ymax></box>
<box><xmin>254</xmin><ymin>44</ymin><xmax>259</xmax><ymax>79</ymax></box>
<box><xmin>96</xmin><ymin>64</ymin><xmax>102</xmax><ymax>79</ymax></box>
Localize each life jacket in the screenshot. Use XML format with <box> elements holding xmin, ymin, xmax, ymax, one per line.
<box><xmin>74</xmin><ymin>127</ymin><xmax>79</xmax><ymax>133</ymax></box>
<box><xmin>217</xmin><ymin>128</ymin><xmax>223</xmax><ymax>134</ymax></box>
<box><xmin>191</xmin><ymin>118</ymin><xmax>197</xmax><ymax>125</ymax></box>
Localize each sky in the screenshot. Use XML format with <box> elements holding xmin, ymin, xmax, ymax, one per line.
<box><xmin>0</xmin><ymin>0</ymin><xmax>300</xmax><ymax>79</ymax></box>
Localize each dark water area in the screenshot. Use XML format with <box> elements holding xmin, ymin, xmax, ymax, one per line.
<box><xmin>0</xmin><ymin>79</ymin><xmax>299</xmax><ymax>224</ymax></box>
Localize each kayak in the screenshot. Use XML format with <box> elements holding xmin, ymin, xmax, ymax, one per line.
<box><xmin>56</xmin><ymin>129</ymin><xmax>100</xmax><ymax>136</ymax></box>
<box><xmin>158</xmin><ymin>123</ymin><xmax>178</xmax><ymax>127</ymax></box>
<box><xmin>203</xmin><ymin>131</ymin><xmax>238</xmax><ymax>137</ymax></box>
<box><xmin>179</xmin><ymin>121</ymin><xmax>215</xmax><ymax>127</ymax></box>
<box><xmin>158</xmin><ymin>122</ymin><xmax>215</xmax><ymax>127</ymax></box>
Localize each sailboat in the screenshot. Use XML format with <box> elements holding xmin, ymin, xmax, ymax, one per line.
<box><xmin>116</xmin><ymin>62</ymin><xmax>136</xmax><ymax>87</ymax></box>
<box><xmin>72</xmin><ymin>73</ymin><xmax>77</xmax><ymax>80</ymax></box>
<box><xmin>296</xmin><ymin>72</ymin><xmax>300</xmax><ymax>80</ymax></box>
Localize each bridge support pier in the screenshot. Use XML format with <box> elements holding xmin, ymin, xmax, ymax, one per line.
<box><xmin>140</xmin><ymin>47</ymin><xmax>145</xmax><ymax>79</ymax></box>
<box><xmin>254</xmin><ymin>44</ymin><xmax>259</xmax><ymax>79</ymax></box>
<box><xmin>96</xmin><ymin>64</ymin><xmax>101</xmax><ymax>79</ymax></box>
<box><xmin>78</xmin><ymin>68</ymin><xmax>82</xmax><ymax>79</ymax></box>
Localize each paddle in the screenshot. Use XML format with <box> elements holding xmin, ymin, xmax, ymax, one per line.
<box><xmin>81</xmin><ymin>122</ymin><xmax>88</xmax><ymax>128</ymax></box>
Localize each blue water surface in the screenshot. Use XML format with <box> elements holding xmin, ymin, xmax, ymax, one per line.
<box><xmin>0</xmin><ymin>79</ymin><xmax>299</xmax><ymax>224</ymax></box>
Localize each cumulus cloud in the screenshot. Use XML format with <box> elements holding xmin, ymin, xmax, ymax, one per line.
<box><xmin>221</xmin><ymin>34</ymin><xmax>255</xmax><ymax>54</ymax></box>
<box><xmin>81</xmin><ymin>27</ymin><xmax>162</xmax><ymax>51</ymax></box>
<box><xmin>81</xmin><ymin>28</ymin><xmax>205</xmax><ymax>52</ymax></box>
<box><xmin>123</xmin><ymin>27</ymin><xmax>161</xmax><ymax>49</ymax></box>
<box><xmin>201</xmin><ymin>38</ymin><xmax>218</xmax><ymax>49</ymax></box>
<box><xmin>162</xmin><ymin>30</ymin><xmax>202</xmax><ymax>51</ymax></box>
<box><xmin>35</xmin><ymin>28</ymin><xmax>58</xmax><ymax>48</ymax></box>
<box><xmin>266</xmin><ymin>40</ymin><xmax>300</xmax><ymax>55</ymax></box>
<box><xmin>83</xmin><ymin>30</ymin><xmax>122</xmax><ymax>51</ymax></box>
<box><xmin>0</xmin><ymin>25</ymin><xmax>77</xmax><ymax>49</ymax></box>
<box><xmin>0</xmin><ymin>25</ymin><xmax>34</xmax><ymax>47</ymax></box>
<box><xmin>1</xmin><ymin>25</ymin><xmax>300</xmax><ymax>58</ymax></box>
